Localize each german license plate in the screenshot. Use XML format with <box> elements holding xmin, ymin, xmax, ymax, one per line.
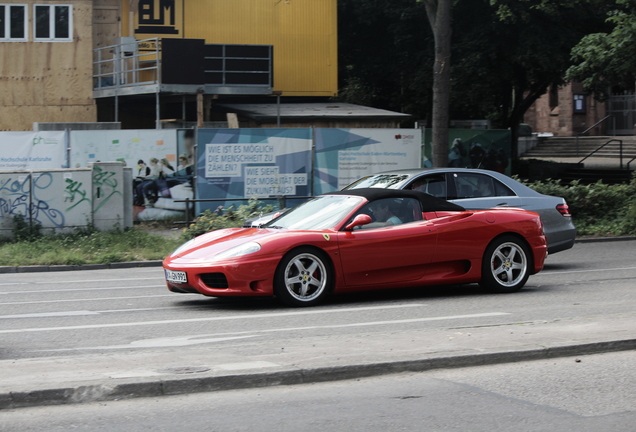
<box><xmin>165</xmin><ymin>269</ymin><xmax>187</xmax><ymax>284</ymax></box>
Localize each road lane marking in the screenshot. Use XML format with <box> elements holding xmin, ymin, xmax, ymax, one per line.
<box><xmin>0</xmin><ymin>294</ymin><xmax>177</xmax><ymax>306</ymax></box>
<box><xmin>0</xmin><ymin>304</ymin><xmax>426</xmax><ymax>334</ymax></box>
<box><xmin>38</xmin><ymin>312</ymin><xmax>511</xmax><ymax>351</ymax></box>
<box><xmin>0</xmin><ymin>285</ymin><xmax>165</xmax><ymax>295</ymax></box>
<box><xmin>0</xmin><ymin>277</ymin><xmax>163</xmax><ymax>287</ymax></box>
<box><xmin>0</xmin><ymin>307</ymin><xmax>177</xmax><ymax>319</ymax></box>
<box><xmin>44</xmin><ymin>335</ymin><xmax>261</xmax><ymax>351</ymax></box>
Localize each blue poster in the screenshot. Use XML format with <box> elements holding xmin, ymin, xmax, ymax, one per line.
<box><xmin>196</xmin><ymin>128</ymin><xmax>312</xmax><ymax>213</ymax></box>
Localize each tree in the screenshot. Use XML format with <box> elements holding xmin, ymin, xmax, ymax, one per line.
<box><xmin>422</xmin><ymin>0</ymin><xmax>452</xmax><ymax>167</ymax></box>
<box><xmin>566</xmin><ymin>0</ymin><xmax>636</xmax><ymax>100</ymax></box>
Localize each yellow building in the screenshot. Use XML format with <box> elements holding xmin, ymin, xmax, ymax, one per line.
<box><xmin>119</xmin><ymin>0</ymin><xmax>338</xmax><ymax>97</ymax></box>
<box><xmin>1</xmin><ymin>0</ymin><xmax>338</xmax><ymax>130</ymax></box>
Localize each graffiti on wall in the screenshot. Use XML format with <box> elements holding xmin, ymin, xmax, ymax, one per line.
<box><xmin>1</xmin><ymin>166</ymin><xmax>125</xmax><ymax>234</ymax></box>
<box><xmin>64</xmin><ymin>177</ymin><xmax>91</xmax><ymax>211</ymax></box>
<box><xmin>0</xmin><ymin>173</ymin><xmax>65</xmax><ymax>227</ymax></box>
<box><xmin>92</xmin><ymin>166</ymin><xmax>123</xmax><ymax>213</ymax></box>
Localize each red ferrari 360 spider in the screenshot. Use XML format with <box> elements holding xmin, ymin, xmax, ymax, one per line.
<box><xmin>163</xmin><ymin>189</ymin><xmax>547</xmax><ymax>307</ymax></box>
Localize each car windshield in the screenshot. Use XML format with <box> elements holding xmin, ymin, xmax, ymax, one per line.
<box><xmin>343</xmin><ymin>174</ymin><xmax>409</xmax><ymax>190</ymax></box>
<box><xmin>263</xmin><ymin>195</ymin><xmax>364</xmax><ymax>230</ymax></box>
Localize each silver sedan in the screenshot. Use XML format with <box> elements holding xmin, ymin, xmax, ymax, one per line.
<box><xmin>344</xmin><ymin>168</ymin><xmax>576</xmax><ymax>254</ymax></box>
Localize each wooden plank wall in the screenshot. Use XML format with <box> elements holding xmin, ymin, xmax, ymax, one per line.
<box><xmin>0</xmin><ymin>0</ymin><xmax>117</xmax><ymax>131</ymax></box>
<box><xmin>94</xmin><ymin>0</ymin><xmax>120</xmax><ymax>49</ymax></box>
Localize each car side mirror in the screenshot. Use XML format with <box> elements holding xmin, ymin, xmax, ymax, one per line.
<box><xmin>345</xmin><ymin>214</ymin><xmax>372</xmax><ymax>230</ymax></box>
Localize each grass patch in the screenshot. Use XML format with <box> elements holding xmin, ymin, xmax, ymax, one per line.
<box><xmin>0</xmin><ymin>226</ymin><xmax>182</xmax><ymax>267</ymax></box>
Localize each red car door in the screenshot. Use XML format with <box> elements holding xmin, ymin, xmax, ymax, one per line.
<box><xmin>336</xmin><ymin>220</ymin><xmax>438</xmax><ymax>287</ymax></box>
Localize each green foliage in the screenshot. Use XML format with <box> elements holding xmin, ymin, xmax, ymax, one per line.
<box><xmin>0</xmin><ymin>226</ymin><xmax>181</xmax><ymax>266</ymax></box>
<box><xmin>11</xmin><ymin>214</ymin><xmax>42</xmax><ymax>242</ymax></box>
<box><xmin>566</xmin><ymin>0</ymin><xmax>636</xmax><ymax>99</ymax></box>
<box><xmin>181</xmin><ymin>200</ymin><xmax>275</xmax><ymax>240</ymax></box>
<box><xmin>519</xmin><ymin>175</ymin><xmax>636</xmax><ymax>236</ymax></box>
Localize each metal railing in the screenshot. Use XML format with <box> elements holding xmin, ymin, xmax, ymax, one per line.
<box><xmin>575</xmin><ymin>115</ymin><xmax>611</xmax><ymax>157</ymax></box>
<box><xmin>578</xmin><ymin>139</ymin><xmax>625</xmax><ymax>169</ymax></box>
<box><xmin>93</xmin><ymin>38</ymin><xmax>161</xmax><ymax>90</ymax></box>
<box><xmin>204</xmin><ymin>44</ymin><xmax>273</xmax><ymax>87</ymax></box>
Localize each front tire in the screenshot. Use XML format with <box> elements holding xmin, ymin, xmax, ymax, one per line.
<box><xmin>479</xmin><ymin>235</ymin><xmax>531</xmax><ymax>293</ymax></box>
<box><xmin>274</xmin><ymin>247</ymin><xmax>333</xmax><ymax>307</ymax></box>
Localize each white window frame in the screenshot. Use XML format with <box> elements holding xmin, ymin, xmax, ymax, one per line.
<box><xmin>33</xmin><ymin>4</ymin><xmax>72</xmax><ymax>42</ymax></box>
<box><xmin>0</xmin><ymin>4</ymin><xmax>28</xmax><ymax>42</ymax></box>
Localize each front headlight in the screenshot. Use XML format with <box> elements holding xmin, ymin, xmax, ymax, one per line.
<box><xmin>215</xmin><ymin>242</ymin><xmax>261</xmax><ymax>260</ymax></box>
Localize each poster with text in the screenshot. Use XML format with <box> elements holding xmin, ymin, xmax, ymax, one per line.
<box><xmin>0</xmin><ymin>131</ymin><xmax>66</xmax><ymax>170</ymax></box>
<box><xmin>313</xmin><ymin>128</ymin><xmax>422</xmax><ymax>194</ymax></box>
<box><xmin>196</xmin><ymin>129</ymin><xmax>312</xmax><ymax>213</ymax></box>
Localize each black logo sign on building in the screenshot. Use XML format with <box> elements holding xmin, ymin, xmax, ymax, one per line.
<box><xmin>136</xmin><ymin>0</ymin><xmax>180</xmax><ymax>35</ymax></box>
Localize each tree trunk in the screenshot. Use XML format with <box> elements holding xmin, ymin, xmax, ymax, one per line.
<box><xmin>424</xmin><ymin>0</ymin><xmax>452</xmax><ymax>168</ymax></box>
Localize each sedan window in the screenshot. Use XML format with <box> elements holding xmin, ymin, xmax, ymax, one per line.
<box><xmin>406</xmin><ymin>175</ymin><xmax>446</xmax><ymax>198</ymax></box>
<box><xmin>452</xmin><ymin>173</ymin><xmax>515</xmax><ymax>199</ymax></box>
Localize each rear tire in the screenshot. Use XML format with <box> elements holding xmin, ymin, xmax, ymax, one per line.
<box><xmin>274</xmin><ymin>247</ymin><xmax>333</xmax><ymax>307</ymax></box>
<box><xmin>479</xmin><ymin>235</ymin><xmax>531</xmax><ymax>293</ymax></box>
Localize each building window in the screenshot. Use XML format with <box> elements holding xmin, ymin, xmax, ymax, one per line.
<box><xmin>573</xmin><ymin>94</ymin><xmax>586</xmax><ymax>114</ymax></box>
<box><xmin>0</xmin><ymin>4</ymin><xmax>27</xmax><ymax>41</ymax></box>
<box><xmin>549</xmin><ymin>85</ymin><xmax>559</xmax><ymax>110</ymax></box>
<box><xmin>33</xmin><ymin>4</ymin><xmax>72</xmax><ymax>42</ymax></box>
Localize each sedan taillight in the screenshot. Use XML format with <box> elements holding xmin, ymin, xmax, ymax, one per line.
<box><xmin>556</xmin><ymin>203</ymin><xmax>571</xmax><ymax>217</ymax></box>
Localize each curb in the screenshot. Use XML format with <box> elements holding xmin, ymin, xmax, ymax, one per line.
<box><xmin>2</xmin><ymin>338</ymin><xmax>635</xmax><ymax>410</ymax></box>
<box><xmin>574</xmin><ymin>236</ymin><xmax>636</xmax><ymax>244</ymax></box>
<box><xmin>0</xmin><ymin>261</ymin><xmax>163</xmax><ymax>274</ymax></box>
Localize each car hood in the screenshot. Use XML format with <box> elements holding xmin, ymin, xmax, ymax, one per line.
<box><xmin>167</xmin><ymin>228</ymin><xmax>284</xmax><ymax>262</ymax></box>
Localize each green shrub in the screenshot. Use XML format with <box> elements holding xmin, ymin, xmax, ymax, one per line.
<box><xmin>0</xmin><ymin>225</ymin><xmax>181</xmax><ymax>266</ymax></box>
<box><xmin>181</xmin><ymin>199</ymin><xmax>274</xmax><ymax>240</ymax></box>
<box><xmin>11</xmin><ymin>214</ymin><xmax>42</xmax><ymax>242</ymax></box>
<box><xmin>519</xmin><ymin>174</ymin><xmax>636</xmax><ymax>236</ymax></box>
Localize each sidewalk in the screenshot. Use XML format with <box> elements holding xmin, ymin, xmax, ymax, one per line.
<box><xmin>1</xmin><ymin>313</ymin><xmax>634</xmax><ymax>410</ymax></box>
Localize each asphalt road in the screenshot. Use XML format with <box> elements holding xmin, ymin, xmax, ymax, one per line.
<box><xmin>2</xmin><ymin>350</ymin><xmax>634</xmax><ymax>431</ymax></box>
<box><xmin>1</xmin><ymin>240</ymin><xmax>635</xmax><ymax>361</ymax></box>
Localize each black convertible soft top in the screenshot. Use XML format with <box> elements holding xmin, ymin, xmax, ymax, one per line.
<box><xmin>324</xmin><ymin>188</ymin><xmax>465</xmax><ymax>213</ymax></box>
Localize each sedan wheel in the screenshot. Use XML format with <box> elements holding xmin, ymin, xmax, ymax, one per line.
<box><xmin>275</xmin><ymin>248</ymin><xmax>332</xmax><ymax>307</ymax></box>
<box><xmin>480</xmin><ymin>235</ymin><xmax>531</xmax><ymax>293</ymax></box>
